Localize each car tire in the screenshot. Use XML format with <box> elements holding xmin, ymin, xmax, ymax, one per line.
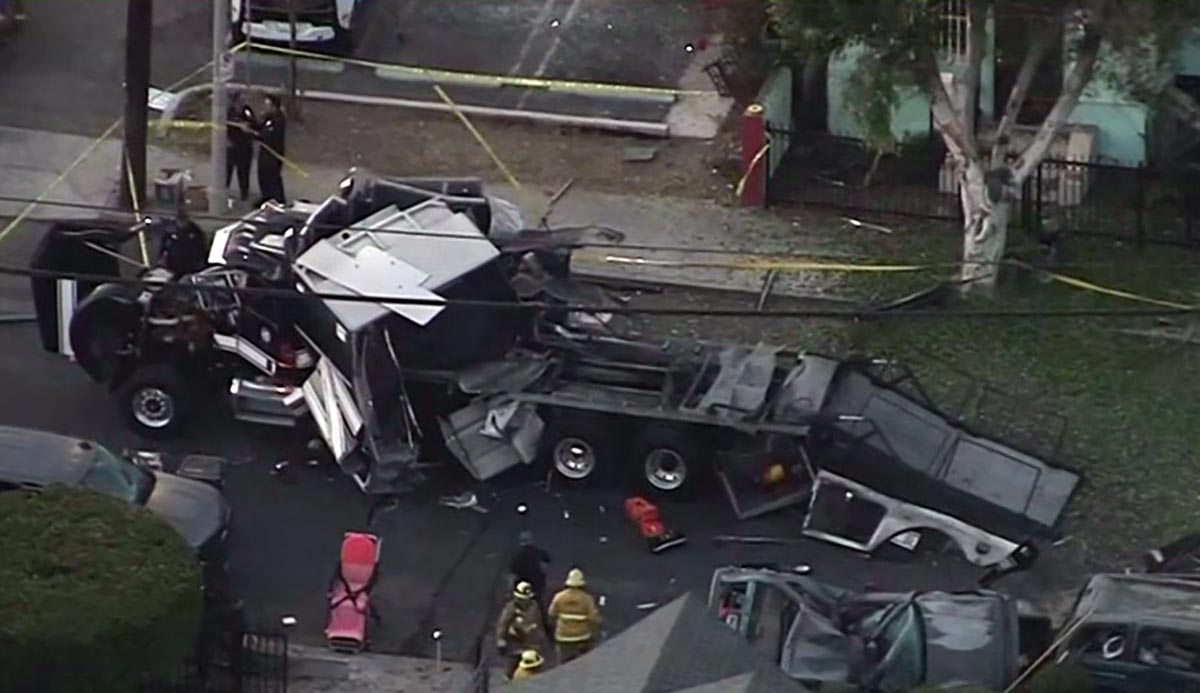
<box><xmin>117</xmin><ymin>364</ymin><xmax>191</xmax><ymax>438</ymax></box>
<box><xmin>632</xmin><ymin>424</ymin><xmax>707</xmax><ymax>499</ymax></box>
<box><xmin>540</xmin><ymin>412</ymin><xmax>616</xmax><ymax>485</ymax></box>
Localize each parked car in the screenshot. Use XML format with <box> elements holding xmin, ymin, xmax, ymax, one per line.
<box><xmin>708</xmin><ymin>566</ymin><xmax>1049</xmax><ymax>691</ymax></box>
<box><xmin>1054</xmin><ymin>573</ymin><xmax>1200</xmax><ymax>692</ymax></box>
<box><xmin>0</xmin><ymin>425</ymin><xmax>230</xmax><ymax>560</ymax></box>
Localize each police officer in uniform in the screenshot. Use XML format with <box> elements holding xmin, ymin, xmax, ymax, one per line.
<box><xmin>225</xmin><ymin>93</ymin><xmax>257</xmax><ymax>202</ymax></box>
<box><xmin>256</xmin><ymin>94</ymin><xmax>287</xmax><ymax>205</ymax></box>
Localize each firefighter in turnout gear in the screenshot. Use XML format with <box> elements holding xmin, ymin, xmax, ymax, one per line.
<box><xmin>511</xmin><ymin>649</ymin><xmax>545</xmax><ymax>682</ymax></box>
<box><xmin>496</xmin><ymin>581</ymin><xmax>546</xmax><ymax>677</ymax></box>
<box><xmin>548</xmin><ymin>567</ymin><xmax>602</xmax><ymax>664</ymax></box>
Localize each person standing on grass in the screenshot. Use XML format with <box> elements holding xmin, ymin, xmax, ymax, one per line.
<box><xmin>256</xmin><ymin>94</ymin><xmax>287</xmax><ymax>205</ymax></box>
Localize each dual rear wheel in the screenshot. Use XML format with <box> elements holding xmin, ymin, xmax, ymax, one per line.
<box><xmin>541</xmin><ymin>412</ymin><xmax>708</xmax><ymax>499</ymax></box>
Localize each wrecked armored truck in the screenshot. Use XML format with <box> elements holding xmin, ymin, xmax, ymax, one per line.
<box><xmin>30</xmin><ymin>171</ymin><xmax>1080</xmax><ymax>567</ymax></box>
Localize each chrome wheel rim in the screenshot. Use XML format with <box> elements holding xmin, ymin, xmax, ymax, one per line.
<box><xmin>645</xmin><ymin>449</ymin><xmax>686</xmax><ymax>491</ymax></box>
<box><xmin>554</xmin><ymin>438</ymin><xmax>596</xmax><ymax>480</ymax></box>
<box><xmin>133</xmin><ymin>387</ymin><xmax>174</xmax><ymax>429</ymax></box>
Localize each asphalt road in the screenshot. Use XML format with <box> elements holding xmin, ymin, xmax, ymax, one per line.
<box><xmin>0</xmin><ymin>0</ymin><xmax>211</xmax><ymax>134</ymax></box>
<box><xmin>236</xmin><ymin>0</ymin><xmax>701</xmax><ymax>122</ymax></box>
<box><xmin>0</xmin><ymin>0</ymin><xmax>702</xmax><ymax>136</ymax></box>
<box><xmin>0</xmin><ymin>282</ymin><xmax>1084</xmax><ymax>662</ymax></box>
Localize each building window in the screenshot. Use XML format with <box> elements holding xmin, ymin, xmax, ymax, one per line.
<box><xmin>941</xmin><ymin>0</ymin><xmax>970</xmax><ymax>60</ymax></box>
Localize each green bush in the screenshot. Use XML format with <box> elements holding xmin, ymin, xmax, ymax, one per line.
<box><xmin>1018</xmin><ymin>663</ymin><xmax>1094</xmax><ymax>693</ymax></box>
<box><xmin>0</xmin><ymin>485</ymin><xmax>203</xmax><ymax>693</ymax></box>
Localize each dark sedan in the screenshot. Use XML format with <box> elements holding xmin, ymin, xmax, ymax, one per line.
<box><xmin>0</xmin><ymin>425</ymin><xmax>230</xmax><ymax>553</ymax></box>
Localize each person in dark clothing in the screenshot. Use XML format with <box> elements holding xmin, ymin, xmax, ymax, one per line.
<box><xmin>509</xmin><ymin>531</ymin><xmax>551</xmax><ymax>605</ymax></box>
<box><xmin>256</xmin><ymin>94</ymin><xmax>287</xmax><ymax>205</ymax></box>
<box><xmin>225</xmin><ymin>93</ymin><xmax>257</xmax><ymax>202</ymax></box>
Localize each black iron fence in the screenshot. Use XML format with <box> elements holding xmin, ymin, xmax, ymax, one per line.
<box><xmin>140</xmin><ymin>627</ymin><xmax>289</xmax><ymax>693</ymax></box>
<box><xmin>766</xmin><ymin>128</ymin><xmax>1200</xmax><ymax>248</ymax></box>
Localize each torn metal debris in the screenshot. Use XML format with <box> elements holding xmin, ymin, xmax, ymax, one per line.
<box><xmin>709</xmin><ymin>566</ymin><xmax>1036</xmax><ymax>691</ymax></box>
<box><xmin>31</xmin><ymin>169</ymin><xmax>1082</xmax><ymax>571</ymax></box>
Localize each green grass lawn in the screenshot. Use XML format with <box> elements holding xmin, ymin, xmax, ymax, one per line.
<box><xmin>829</xmin><ymin>220</ymin><xmax>1200</xmax><ymax>566</ymax></box>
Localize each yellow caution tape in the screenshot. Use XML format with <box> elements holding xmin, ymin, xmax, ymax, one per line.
<box><xmin>734</xmin><ymin>143</ymin><xmax>771</xmax><ymax>199</ymax></box>
<box><xmin>0</xmin><ymin>56</ymin><xmax>220</xmax><ymax>249</ymax></box>
<box><xmin>245</xmin><ymin>42</ymin><xmax>717</xmax><ymax>98</ymax></box>
<box><xmin>151</xmin><ymin>119</ymin><xmax>310</xmax><ymax>179</ymax></box>
<box><xmin>123</xmin><ymin>144</ymin><xmax>151</xmax><ymax>265</ymax></box>
<box><xmin>0</xmin><ymin>120</ymin><xmax>124</xmax><ymax>245</ymax></box>
<box><xmin>1038</xmin><ymin>269</ymin><xmax>1195</xmax><ymax>310</ymax></box>
<box><xmin>431</xmin><ymin>84</ymin><xmax>524</xmax><ymax>195</ymax></box>
<box><xmin>580</xmin><ymin>253</ymin><xmax>934</xmax><ymax>273</ymax></box>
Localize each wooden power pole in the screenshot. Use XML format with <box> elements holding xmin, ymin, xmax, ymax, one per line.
<box><xmin>287</xmin><ymin>0</ymin><xmax>303</xmax><ymax>120</ymax></box>
<box><xmin>121</xmin><ymin>0</ymin><xmax>153</xmax><ymax>212</ymax></box>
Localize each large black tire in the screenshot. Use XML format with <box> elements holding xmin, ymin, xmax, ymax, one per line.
<box><xmin>68</xmin><ymin>283</ymin><xmax>141</xmax><ymax>383</ymax></box>
<box><xmin>116</xmin><ymin>364</ymin><xmax>191</xmax><ymax>439</ymax></box>
<box><xmin>631</xmin><ymin>424</ymin><xmax>708</xmax><ymax>499</ymax></box>
<box><xmin>539</xmin><ymin>411</ymin><xmax>619</xmax><ymax>486</ymax></box>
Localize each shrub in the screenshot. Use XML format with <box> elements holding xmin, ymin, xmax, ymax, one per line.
<box><xmin>1018</xmin><ymin>663</ymin><xmax>1094</xmax><ymax>693</ymax></box>
<box><xmin>0</xmin><ymin>485</ymin><xmax>203</xmax><ymax>693</ymax></box>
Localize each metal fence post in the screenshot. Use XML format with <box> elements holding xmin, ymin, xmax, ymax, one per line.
<box><xmin>1136</xmin><ymin>164</ymin><xmax>1147</xmax><ymax>249</ymax></box>
<box><xmin>1034</xmin><ymin>163</ymin><xmax>1044</xmax><ymax>239</ymax></box>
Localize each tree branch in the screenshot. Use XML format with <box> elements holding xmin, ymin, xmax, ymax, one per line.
<box><xmin>962</xmin><ymin>0</ymin><xmax>988</xmax><ymax>141</ymax></box>
<box><xmin>990</xmin><ymin>22</ymin><xmax>1057</xmax><ymax>168</ymax></box>
<box><xmin>1011</xmin><ymin>24</ymin><xmax>1103</xmax><ymax>183</ymax></box>
<box><xmin>1159</xmin><ymin>84</ymin><xmax>1200</xmax><ymax>133</ymax></box>
<box><xmin>914</xmin><ymin>43</ymin><xmax>978</xmax><ymax>165</ymax></box>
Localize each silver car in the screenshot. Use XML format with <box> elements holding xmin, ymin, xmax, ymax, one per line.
<box><xmin>0</xmin><ymin>425</ymin><xmax>230</xmax><ymax>554</ymax></box>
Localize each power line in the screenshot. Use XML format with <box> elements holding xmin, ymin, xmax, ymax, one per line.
<box><xmin>2</xmin><ymin>262</ymin><xmax>1193</xmax><ymax>321</ymax></box>
<box><xmin>0</xmin><ymin>192</ymin><xmax>1185</xmax><ymax>271</ymax></box>
<box><xmin>0</xmin><ymin>192</ymin><xmax>884</xmax><ymax>260</ymax></box>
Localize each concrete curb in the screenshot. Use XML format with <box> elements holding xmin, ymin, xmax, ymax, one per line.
<box><xmin>169</xmin><ymin>83</ymin><xmax>671</xmax><ymax>138</ymax></box>
<box><xmin>236</xmin><ymin>52</ymin><xmax>346</xmax><ymax>75</ymax></box>
<box><xmin>373</xmin><ymin>66</ymin><xmax>679</xmax><ymax>105</ymax></box>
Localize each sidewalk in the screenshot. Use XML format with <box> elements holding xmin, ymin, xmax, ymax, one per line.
<box><xmin>289</xmin><ymin>644</ymin><xmax>495</xmax><ymax>693</ymax></box>
<box><xmin>0</xmin><ymin>127</ymin><xmax>852</xmax><ymax>305</ymax></box>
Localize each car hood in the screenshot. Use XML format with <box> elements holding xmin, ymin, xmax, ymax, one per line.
<box><xmin>145</xmin><ymin>472</ymin><xmax>227</xmax><ymax>550</ymax></box>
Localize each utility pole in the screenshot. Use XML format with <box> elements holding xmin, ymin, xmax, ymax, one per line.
<box><xmin>120</xmin><ymin>0</ymin><xmax>153</xmax><ymax>212</ymax></box>
<box><xmin>211</xmin><ymin>0</ymin><xmax>229</xmax><ymax>213</ymax></box>
<box><xmin>287</xmin><ymin>0</ymin><xmax>302</xmax><ymax>120</ymax></box>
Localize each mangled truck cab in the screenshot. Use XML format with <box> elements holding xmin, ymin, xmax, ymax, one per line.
<box><xmin>32</xmin><ymin>170</ymin><xmax>1082</xmax><ymax>570</ymax></box>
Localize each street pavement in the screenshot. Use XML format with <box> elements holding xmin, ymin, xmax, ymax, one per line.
<box><xmin>0</xmin><ymin>0</ymin><xmax>714</xmax><ymax>137</ymax></box>
<box><xmin>0</xmin><ymin>0</ymin><xmax>211</xmax><ymax>135</ymax></box>
<box><xmin>234</xmin><ymin>0</ymin><xmax>704</xmax><ymax>124</ymax></box>
<box><xmin>0</xmin><ymin>284</ymin><xmax>1082</xmax><ymax>664</ymax></box>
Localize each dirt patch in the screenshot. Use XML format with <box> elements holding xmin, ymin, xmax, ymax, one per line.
<box><xmin>287</xmin><ymin>101</ymin><xmax>742</xmax><ymax>200</ymax></box>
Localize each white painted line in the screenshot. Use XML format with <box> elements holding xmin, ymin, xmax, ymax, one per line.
<box><xmin>509</xmin><ymin>0</ymin><xmax>563</xmax><ymax>76</ymax></box>
<box><xmin>518</xmin><ymin>0</ymin><xmax>585</xmax><ymax>109</ymax></box>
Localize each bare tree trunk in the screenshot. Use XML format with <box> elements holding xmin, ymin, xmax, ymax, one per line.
<box><xmin>959</xmin><ymin>160</ymin><xmax>1011</xmax><ymax>291</ymax></box>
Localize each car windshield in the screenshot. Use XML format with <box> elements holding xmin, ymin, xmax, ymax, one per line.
<box><xmin>866</xmin><ymin>601</ymin><xmax>926</xmax><ymax>692</ymax></box>
<box><xmin>79</xmin><ymin>444</ymin><xmax>154</xmax><ymax>504</ymax></box>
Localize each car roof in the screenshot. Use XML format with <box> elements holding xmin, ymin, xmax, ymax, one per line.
<box><xmin>0</xmin><ymin>425</ymin><xmax>95</xmax><ymax>487</ymax></box>
<box><xmin>1075</xmin><ymin>574</ymin><xmax>1200</xmax><ymax>626</ymax></box>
